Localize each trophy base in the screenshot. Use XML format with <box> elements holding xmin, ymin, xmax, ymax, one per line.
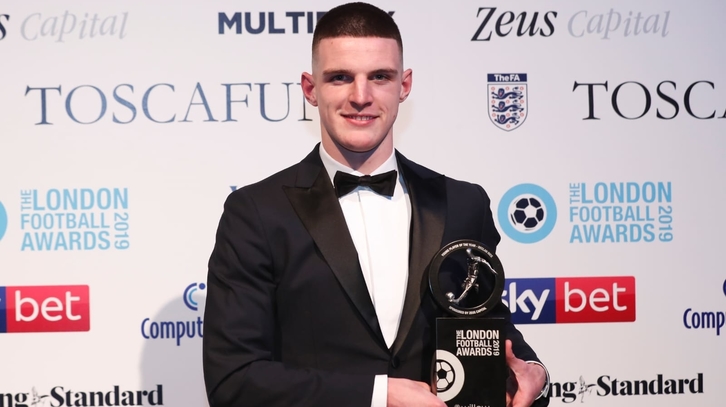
<box><xmin>433</xmin><ymin>317</ymin><xmax>507</xmax><ymax>407</ymax></box>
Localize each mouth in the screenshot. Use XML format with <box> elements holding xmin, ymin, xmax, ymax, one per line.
<box><xmin>342</xmin><ymin>114</ymin><xmax>377</xmax><ymax>123</ymax></box>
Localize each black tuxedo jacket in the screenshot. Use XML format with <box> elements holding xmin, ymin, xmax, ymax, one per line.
<box><xmin>203</xmin><ymin>145</ymin><xmax>548</xmax><ymax>407</ymax></box>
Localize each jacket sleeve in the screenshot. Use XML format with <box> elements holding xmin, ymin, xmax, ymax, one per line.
<box><xmin>203</xmin><ymin>189</ymin><xmax>374</xmax><ymax>407</ymax></box>
<box><xmin>477</xmin><ymin>185</ymin><xmax>550</xmax><ymax>407</ymax></box>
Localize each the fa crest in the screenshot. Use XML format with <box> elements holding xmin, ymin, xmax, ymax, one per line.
<box><xmin>488</xmin><ymin>73</ymin><xmax>527</xmax><ymax>131</ymax></box>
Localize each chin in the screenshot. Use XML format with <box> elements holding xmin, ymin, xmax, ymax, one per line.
<box><xmin>342</xmin><ymin>136</ymin><xmax>387</xmax><ymax>153</ymax></box>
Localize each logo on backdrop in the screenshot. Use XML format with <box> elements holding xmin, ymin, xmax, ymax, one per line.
<box><xmin>183</xmin><ymin>282</ymin><xmax>206</xmax><ymax>311</ymax></box>
<box><xmin>568</xmin><ymin>182</ymin><xmax>673</xmax><ymax>243</ymax></box>
<box><xmin>549</xmin><ymin>373</ymin><xmax>703</xmax><ymax>403</ymax></box>
<box><xmin>573</xmin><ymin>80</ymin><xmax>726</xmax><ymax>120</ymax></box>
<box><xmin>0</xmin><ymin>385</ymin><xmax>163</xmax><ymax>407</ymax></box>
<box><xmin>0</xmin><ymin>200</ymin><xmax>7</xmax><ymax>241</ymax></box>
<box><xmin>0</xmin><ymin>285</ymin><xmax>90</xmax><ymax>333</ymax></box>
<box><xmin>140</xmin><ymin>283</ymin><xmax>205</xmax><ymax>346</ymax></box>
<box><xmin>488</xmin><ymin>73</ymin><xmax>527</xmax><ymax>131</ymax></box>
<box><xmin>0</xmin><ymin>11</ymin><xmax>128</xmax><ymax>42</ymax></box>
<box><xmin>218</xmin><ymin>10</ymin><xmax>394</xmax><ymax>35</ymax></box>
<box><xmin>471</xmin><ymin>7</ymin><xmax>670</xmax><ymax>41</ymax></box>
<box><xmin>9</xmin><ymin>188</ymin><xmax>130</xmax><ymax>251</ymax></box>
<box><xmin>219</xmin><ymin>11</ymin><xmax>325</xmax><ymax>34</ymax></box>
<box><xmin>682</xmin><ymin>279</ymin><xmax>726</xmax><ymax>336</ymax></box>
<box><xmin>502</xmin><ymin>276</ymin><xmax>635</xmax><ymax>324</ymax></box>
<box><xmin>25</xmin><ymin>82</ymin><xmax>315</xmax><ymax>125</ymax></box>
<box><xmin>497</xmin><ymin>182</ymin><xmax>674</xmax><ymax>244</ymax></box>
<box><xmin>497</xmin><ymin>184</ymin><xmax>557</xmax><ymax>243</ymax></box>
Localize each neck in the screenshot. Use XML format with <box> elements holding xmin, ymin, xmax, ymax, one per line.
<box><xmin>321</xmin><ymin>139</ymin><xmax>394</xmax><ymax>175</ymax></box>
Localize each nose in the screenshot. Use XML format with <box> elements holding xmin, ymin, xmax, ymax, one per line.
<box><xmin>349</xmin><ymin>77</ymin><xmax>373</xmax><ymax>109</ymax></box>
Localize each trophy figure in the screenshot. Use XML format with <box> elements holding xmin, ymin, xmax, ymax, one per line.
<box><xmin>428</xmin><ymin>240</ymin><xmax>507</xmax><ymax>407</ymax></box>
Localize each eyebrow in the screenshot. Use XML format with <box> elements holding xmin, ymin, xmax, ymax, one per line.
<box><xmin>322</xmin><ymin>68</ymin><xmax>399</xmax><ymax>77</ymax></box>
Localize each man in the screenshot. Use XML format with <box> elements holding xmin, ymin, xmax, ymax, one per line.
<box><xmin>203</xmin><ymin>3</ymin><xmax>549</xmax><ymax>407</ymax></box>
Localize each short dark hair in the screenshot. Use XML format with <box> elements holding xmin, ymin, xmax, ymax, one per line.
<box><xmin>312</xmin><ymin>2</ymin><xmax>403</xmax><ymax>56</ymax></box>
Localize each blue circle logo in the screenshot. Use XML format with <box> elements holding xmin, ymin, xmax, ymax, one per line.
<box><xmin>722</xmin><ymin>279</ymin><xmax>726</xmax><ymax>297</ymax></box>
<box><xmin>0</xmin><ymin>201</ymin><xmax>7</xmax><ymax>242</ymax></box>
<box><xmin>497</xmin><ymin>184</ymin><xmax>557</xmax><ymax>244</ymax></box>
<box><xmin>183</xmin><ymin>282</ymin><xmax>207</xmax><ymax>311</ymax></box>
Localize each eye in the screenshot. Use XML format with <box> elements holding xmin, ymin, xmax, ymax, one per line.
<box><xmin>330</xmin><ymin>74</ymin><xmax>350</xmax><ymax>82</ymax></box>
<box><xmin>372</xmin><ymin>74</ymin><xmax>389</xmax><ymax>81</ymax></box>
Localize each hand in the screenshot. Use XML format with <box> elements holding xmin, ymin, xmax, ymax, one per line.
<box><xmin>387</xmin><ymin>378</ymin><xmax>446</xmax><ymax>407</ymax></box>
<box><xmin>505</xmin><ymin>340</ymin><xmax>547</xmax><ymax>407</ymax></box>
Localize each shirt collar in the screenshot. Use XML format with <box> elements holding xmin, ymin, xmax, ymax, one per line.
<box><xmin>319</xmin><ymin>145</ymin><xmax>399</xmax><ymax>184</ymax></box>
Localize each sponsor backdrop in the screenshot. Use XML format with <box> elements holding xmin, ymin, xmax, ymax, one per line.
<box><xmin>1</xmin><ymin>0</ymin><xmax>724</xmax><ymax>405</ymax></box>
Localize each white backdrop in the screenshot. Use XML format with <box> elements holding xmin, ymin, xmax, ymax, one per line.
<box><xmin>1</xmin><ymin>0</ymin><xmax>725</xmax><ymax>406</ymax></box>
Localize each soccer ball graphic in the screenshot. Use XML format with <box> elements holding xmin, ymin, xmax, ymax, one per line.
<box><xmin>435</xmin><ymin>359</ymin><xmax>456</xmax><ymax>392</ymax></box>
<box><xmin>509</xmin><ymin>196</ymin><xmax>546</xmax><ymax>232</ymax></box>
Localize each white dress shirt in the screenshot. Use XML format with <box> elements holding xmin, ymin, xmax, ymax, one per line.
<box><xmin>320</xmin><ymin>147</ymin><xmax>410</xmax><ymax>407</ymax></box>
<box><xmin>319</xmin><ymin>147</ymin><xmax>550</xmax><ymax>404</ymax></box>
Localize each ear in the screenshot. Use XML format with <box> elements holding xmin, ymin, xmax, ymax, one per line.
<box><xmin>399</xmin><ymin>68</ymin><xmax>413</xmax><ymax>102</ymax></box>
<box><xmin>301</xmin><ymin>72</ymin><xmax>318</xmax><ymax>107</ymax></box>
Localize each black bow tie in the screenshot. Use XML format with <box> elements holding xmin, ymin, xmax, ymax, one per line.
<box><xmin>333</xmin><ymin>170</ymin><xmax>397</xmax><ymax>198</ymax></box>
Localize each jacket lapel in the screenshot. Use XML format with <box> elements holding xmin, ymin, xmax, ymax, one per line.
<box><xmin>392</xmin><ymin>152</ymin><xmax>447</xmax><ymax>355</ymax></box>
<box><xmin>283</xmin><ymin>146</ymin><xmax>387</xmax><ymax>350</ymax></box>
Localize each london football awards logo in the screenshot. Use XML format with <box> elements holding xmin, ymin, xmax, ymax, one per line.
<box><xmin>0</xmin><ymin>200</ymin><xmax>7</xmax><ymax>241</ymax></box>
<box><xmin>498</xmin><ymin>184</ymin><xmax>557</xmax><ymax>243</ymax></box>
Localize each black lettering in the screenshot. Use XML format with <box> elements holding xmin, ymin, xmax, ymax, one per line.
<box><xmin>677</xmin><ymin>379</ymin><xmax>686</xmax><ymax>394</ymax></box>
<box><xmin>619</xmin><ymin>380</ymin><xmax>633</xmax><ymax>396</ymax></box>
<box><xmin>611</xmin><ymin>379</ymin><xmax>620</xmax><ymax>396</ymax></box>
<box><xmin>245</xmin><ymin>12</ymin><xmax>265</xmax><ymax>34</ymax></box>
<box><xmin>548</xmin><ymin>382</ymin><xmax>563</xmax><ymax>398</ymax></box>
<box><xmin>596</xmin><ymin>375</ymin><xmax>611</xmax><ymax>396</ymax></box>
<box><xmin>495</xmin><ymin>11</ymin><xmax>516</xmax><ymax>37</ymax></box>
<box><xmin>48</xmin><ymin>386</ymin><xmax>65</xmax><ymax>406</ymax></box>
<box><xmin>515</xmin><ymin>12</ymin><xmax>539</xmax><ymax>37</ymax></box>
<box><xmin>306</xmin><ymin>12</ymin><xmax>314</xmax><ymax>33</ymax></box>
<box><xmin>612</xmin><ymin>81</ymin><xmax>651</xmax><ymax>119</ymax></box>
<box><xmin>541</xmin><ymin>11</ymin><xmax>558</xmax><ymax>37</ymax></box>
<box><xmin>286</xmin><ymin>11</ymin><xmax>304</xmax><ymax>33</ymax></box>
<box><xmin>561</xmin><ymin>382</ymin><xmax>576</xmax><ymax>403</ymax></box>
<box><xmin>690</xmin><ymin>373</ymin><xmax>704</xmax><ymax>393</ymax></box>
<box><xmin>0</xmin><ymin>14</ymin><xmax>9</xmax><ymax>40</ymax></box>
<box><xmin>684</xmin><ymin>81</ymin><xmax>716</xmax><ymax>119</ymax></box>
<box><xmin>573</xmin><ymin>81</ymin><xmax>608</xmax><ymax>120</ymax></box>
<box><xmin>664</xmin><ymin>379</ymin><xmax>677</xmax><ymax>394</ymax></box>
<box><xmin>218</xmin><ymin>12</ymin><xmax>241</xmax><ymax>34</ymax></box>
<box><xmin>633</xmin><ymin>379</ymin><xmax>648</xmax><ymax>395</ymax></box>
<box><xmin>268</xmin><ymin>12</ymin><xmax>284</xmax><ymax>34</ymax></box>
<box><xmin>471</xmin><ymin>7</ymin><xmax>496</xmax><ymax>41</ymax></box>
<box><xmin>656</xmin><ymin>81</ymin><xmax>679</xmax><ymax>119</ymax></box>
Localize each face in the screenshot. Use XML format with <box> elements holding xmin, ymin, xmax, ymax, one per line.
<box><xmin>301</xmin><ymin>36</ymin><xmax>412</xmax><ymax>168</ymax></box>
